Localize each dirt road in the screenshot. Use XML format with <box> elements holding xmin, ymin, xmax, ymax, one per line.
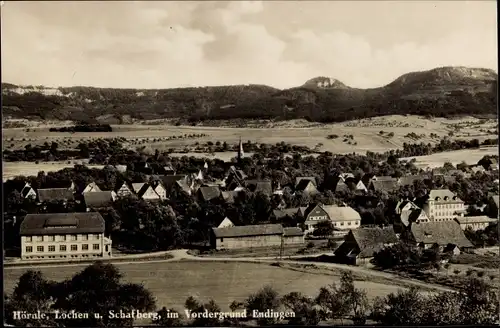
<box><xmin>7</xmin><ymin>249</ymin><xmax>455</xmax><ymax>293</ymax></box>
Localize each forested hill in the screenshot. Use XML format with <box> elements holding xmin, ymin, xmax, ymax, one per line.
<box><xmin>2</xmin><ymin>66</ymin><xmax>497</xmax><ymax>124</ymax></box>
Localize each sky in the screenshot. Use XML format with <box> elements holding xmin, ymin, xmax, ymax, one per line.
<box><xmin>1</xmin><ymin>1</ymin><xmax>497</xmax><ymax>89</ymax></box>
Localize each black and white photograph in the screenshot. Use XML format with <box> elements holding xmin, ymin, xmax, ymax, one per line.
<box><xmin>2</xmin><ymin>1</ymin><xmax>499</xmax><ymax>326</ymax></box>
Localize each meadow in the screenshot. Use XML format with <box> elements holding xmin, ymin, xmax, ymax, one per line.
<box><xmin>400</xmin><ymin>148</ymin><xmax>498</xmax><ymax>169</ymax></box>
<box><xmin>3</xmin><ymin>115</ymin><xmax>496</xmax><ymax>155</ymax></box>
<box><xmin>4</xmin><ymin>261</ymin><xmax>407</xmax><ymax>312</ymax></box>
<box><xmin>3</xmin><ymin>115</ymin><xmax>496</xmax><ymax>178</ymax></box>
<box><xmin>3</xmin><ymin>161</ymin><xmax>105</xmax><ymax>181</ymax></box>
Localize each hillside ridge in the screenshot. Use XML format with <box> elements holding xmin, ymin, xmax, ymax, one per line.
<box><xmin>2</xmin><ymin>66</ymin><xmax>497</xmax><ymax>124</ymax></box>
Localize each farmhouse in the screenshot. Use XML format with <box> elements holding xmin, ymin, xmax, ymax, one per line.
<box><xmin>283</xmin><ymin>227</ymin><xmax>305</xmax><ymax>245</ymax></box>
<box><xmin>369</xmin><ymin>179</ymin><xmax>399</xmax><ymax>193</ymax></box>
<box><xmin>455</xmin><ymin>216</ymin><xmax>498</xmax><ymax>231</ymax></box>
<box><xmin>334</xmin><ymin>226</ymin><xmax>399</xmax><ymax>265</ymax></box>
<box><xmin>295</xmin><ymin>179</ymin><xmax>319</xmax><ymax>195</ymax></box>
<box><xmin>422</xmin><ymin>189</ymin><xmax>466</xmax><ymax>222</ymax></box>
<box><xmin>137</xmin><ymin>184</ymin><xmax>161</xmax><ymax>201</ymax></box>
<box><xmin>197</xmin><ymin>186</ymin><xmax>221</xmax><ymax>202</ymax></box>
<box><xmin>295</xmin><ymin>177</ymin><xmax>317</xmax><ymax>188</ymax></box>
<box><xmin>81</xmin><ymin>181</ymin><xmax>101</xmax><ymax>194</ymax></box>
<box><xmin>114</xmin><ymin>165</ymin><xmax>127</xmax><ymax>173</ymax></box>
<box><xmin>221</xmin><ymin>190</ymin><xmax>239</xmax><ymax>204</ymax></box>
<box><xmin>245</xmin><ymin>180</ymin><xmax>273</xmax><ymax>196</ymax></box>
<box><xmin>132</xmin><ymin>183</ymin><xmax>146</xmax><ymax>194</ymax></box>
<box><xmin>303</xmin><ymin>203</ymin><xmax>330</xmax><ymax>232</ymax></box>
<box><xmin>407</xmin><ymin>221</ymin><xmax>473</xmax><ymax>251</ymax></box>
<box><xmin>322</xmin><ymin>205</ymin><xmax>362</xmax><ymax>231</ymax></box>
<box><xmin>37</xmin><ymin>188</ymin><xmax>74</xmax><ymax>203</ymax></box>
<box><xmin>272</xmin><ymin>208</ymin><xmax>301</xmax><ymax>221</ymax></box>
<box><xmin>211</xmin><ymin>224</ymin><xmax>284</xmax><ymax>250</ymax></box>
<box><xmin>303</xmin><ymin>203</ymin><xmax>361</xmax><ymax>233</ymax></box>
<box><xmin>395</xmin><ymin>199</ymin><xmax>419</xmax><ymax>215</ymax></box>
<box><xmin>20</xmin><ymin>212</ymin><xmax>112</xmax><ymax>260</ymax></box>
<box><xmin>114</xmin><ymin>182</ymin><xmax>134</xmax><ymax>197</ymax></box>
<box><xmin>151</xmin><ymin>181</ymin><xmax>168</xmax><ymax>200</ymax></box>
<box><xmin>218</xmin><ymin>217</ymin><xmax>235</xmax><ymax>228</ymax></box>
<box><xmin>21</xmin><ymin>183</ymin><xmax>37</xmax><ymax>199</ymax></box>
<box><xmin>83</xmin><ymin>191</ymin><xmax>116</xmax><ymax>210</ymax></box>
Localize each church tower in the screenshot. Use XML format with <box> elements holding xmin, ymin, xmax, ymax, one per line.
<box><xmin>237</xmin><ymin>137</ymin><xmax>244</xmax><ymax>164</ymax></box>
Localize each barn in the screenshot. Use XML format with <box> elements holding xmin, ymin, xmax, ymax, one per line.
<box><xmin>283</xmin><ymin>227</ymin><xmax>305</xmax><ymax>245</ymax></box>
<box><xmin>211</xmin><ymin>224</ymin><xmax>284</xmax><ymax>250</ymax></box>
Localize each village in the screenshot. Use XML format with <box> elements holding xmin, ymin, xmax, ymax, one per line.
<box><xmin>5</xmin><ymin>138</ymin><xmax>499</xmax><ymax>269</ymax></box>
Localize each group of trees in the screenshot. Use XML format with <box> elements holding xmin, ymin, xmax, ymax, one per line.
<box><xmin>5</xmin><ymin>264</ymin><xmax>499</xmax><ymax>327</ymax></box>
<box><xmin>395</xmin><ymin>138</ymin><xmax>498</xmax><ymax>158</ymax></box>
<box><xmin>49</xmin><ymin>124</ymin><xmax>113</xmax><ymax>133</ymax></box>
<box><xmin>464</xmin><ymin>223</ymin><xmax>499</xmax><ymax>247</ymax></box>
<box><xmin>372</xmin><ymin>242</ymin><xmax>444</xmax><ymax>271</ymax></box>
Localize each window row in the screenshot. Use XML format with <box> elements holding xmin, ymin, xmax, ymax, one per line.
<box><xmin>25</xmin><ymin>244</ymin><xmax>100</xmax><ymax>253</ymax></box>
<box><xmin>25</xmin><ymin>234</ymin><xmax>101</xmax><ymax>242</ymax></box>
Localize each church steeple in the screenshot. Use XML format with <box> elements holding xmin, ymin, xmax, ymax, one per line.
<box><xmin>237</xmin><ymin>137</ymin><xmax>244</xmax><ymax>163</ymax></box>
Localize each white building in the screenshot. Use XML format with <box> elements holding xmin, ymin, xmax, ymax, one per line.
<box><xmin>422</xmin><ymin>189</ymin><xmax>465</xmax><ymax>222</ymax></box>
<box><xmin>20</xmin><ymin>212</ymin><xmax>112</xmax><ymax>261</ymax></box>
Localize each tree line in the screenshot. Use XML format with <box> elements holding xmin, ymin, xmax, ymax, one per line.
<box><xmin>49</xmin><ymin>124</ymin><xmax>113</xmax><ymax>133</ymax></box>
<box><xmin>5</xmin><ymin>262</ymin><xmax>499</xmax><ymax>327</ymax></box>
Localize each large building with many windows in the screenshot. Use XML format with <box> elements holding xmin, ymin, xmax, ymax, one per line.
<box><xmin>422</xmin><ymin>189</ymin><xmax>466</xmax><ymax>222</ymax></box>
<box><xmin>20</xmin><ymin>212</ymin><xmax>112</xmax><ymax>261</ymax></box>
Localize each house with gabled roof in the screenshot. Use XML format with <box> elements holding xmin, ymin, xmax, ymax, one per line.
<box><xmin>295</xmin><ymin>177</ymin><xmax>317</xmax><ymax>188</ymax></box>
<box><xmin>395</xmin><ymin>199</ymin><xmax>419</xmax><ymax>215</ymax></box>
<box><xmin>400</xmin><ymin>208</ymin><xmax>430</xmax><ymax>227</ymax></box>
<box><xmin>132</xmin><ymin>182</ymin><xmax>146</xmax><ymax>194</ymax></box>
<box><xmin>334</xmin><ymin>226</ymin><xmax>399</xmax><ymax>265</ymax></box>
<box><xmin>339</xmin><ymin>173</ymin><xmax>355</xmax><ymax>181</ymax></box>
<box><xmin>271</xmin><ymin>208</ymin><xmax>301</xmax><ymax>222</ymax></box>
<box><xmin>322</xmin><ymin>205</ymin><xmax>362</xmax><ymax>231</ymax></box>
<box><xmin>137</xmin><ymin>184</ymin><xmax>161</xmax><ymax>201</ymax></box>
<box><xmin>369</xmin><ymin>179</ymin><xmax>400</xmax><ymax>193</ymax></box>
<box><xmin>334</xmin><ymin>179</ymin><xmax>350</xmax><ymax>193</ymax></box>
<box><xmin>407</xmin><ymin>221</ymin><xmax>474</xmax><ymax>252</ymax></box>
<box><xmin>162</xmin><ymin>163</ymin><xmax>176</xmax><ymax>175</ymax></box>
<box><xmin>197</xmin><ymin>186</ymin><xmax>221</xmax><ymax>202</ymax></box>
<box><xmin>21</xmin><ymin>182</ymin><xmax>37</xmax><ymax>200</ymax></box>
<box><xmin>81</xmin><ymin>181</ymin><xmax>102</xmax><ymax>194</ymax></box>
<box><xmin>221</xmin><ymin>190</ymin><xmax>240</xmax><ymax>204</ymax></box>
<box><xmin>114</xmin><ymin>165</ymin><xmax>127</xmax><ymax>173</ymax></box>
<box><xmin>218</xmin><ymin>217</ymin><xmax>235</xmax><ymax>228</ymax></box>
<box><xmin>245</xmin><ymin>180</ymin><xmax>273</xmax><ymax>196</ymax></box>
<box><xmin>295</xmin><ymin>179</ymin><xmax>319</xmax><ymax>195</ymax></box>
<box><xmin>150</xmin><ymin>180</ymin><xmax>168</xmax><ymax>200</ymax></box>
<box><xmin>114</xmin><ymin>181</ymin><xmax>134</xmax><ymax>197</ymax></box>
<box><xmin>398</xmin><ymin>175</ymin><xmax>425</xmax><ymax>187</ymax></box>
<box><xmin>455</xmin><ymin>216</ymin><xmax>498</xmax><ymax>232</ymax></box>
<box><xmin>37</xmin><ymin>188</ymin><xmax>74</xmax><ymax>204</ymax></box>
<box><xmin>84</xmin><ymin>191</ymin><xmax>116</xmax><ymax>210</ymax></box>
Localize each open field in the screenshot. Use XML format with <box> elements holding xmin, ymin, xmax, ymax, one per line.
<box><xmin>4</xmin><ymin>260</ymin><xmax>408</xmax><ymax>311</ymax></box>
<box><xmin>400</xmin><ymin>148</ymin><xmax>498</xmax><ymax>169</ymax></box>
<box><xmin>3</xmin><ymin>161</ymin><xmax>105</xmax><ymax>181</ymax></box>
<box><xmin>3</xmin><ymin>115</ymin><xmax>497</xmax><ymax>155</ymax></box>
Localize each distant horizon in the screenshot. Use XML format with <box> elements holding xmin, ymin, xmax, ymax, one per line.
<box><xmin>3</xmin><ymin>65</ymin><xmax>498</xmax><ymax>91</ymax></box>
<box><xmin>2</xmin><ymin>1</ymin><xmax>497</xmax><ymax>89</ymax></box>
